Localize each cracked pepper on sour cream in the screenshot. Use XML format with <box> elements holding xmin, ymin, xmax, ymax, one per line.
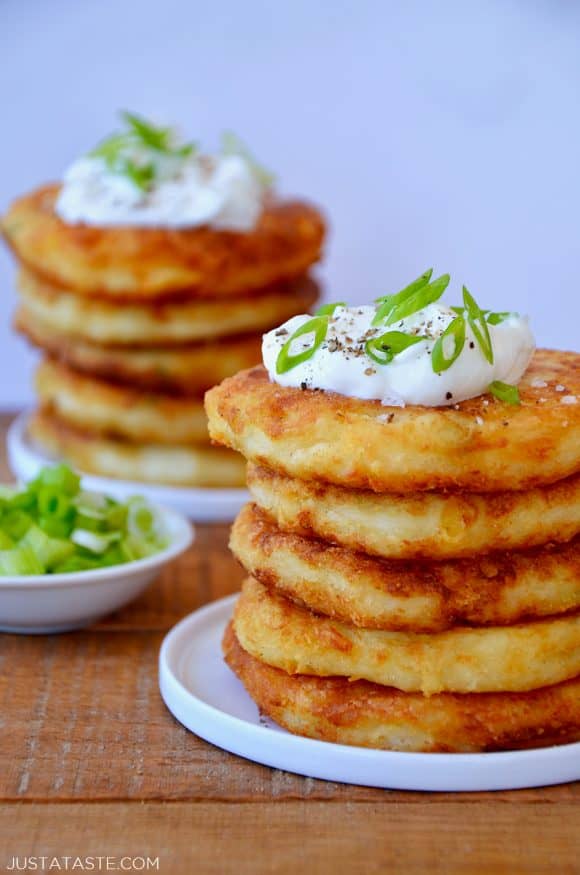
<box><xmin>262</xmin><ymin>301</ymin><xmax>535</xmax><ymax>408</ymax></box>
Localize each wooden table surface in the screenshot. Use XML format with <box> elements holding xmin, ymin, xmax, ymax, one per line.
<box><xmin>0</xmin><ymin>412</ymin><xmax>578</xmax><ymax>874</ymax></box>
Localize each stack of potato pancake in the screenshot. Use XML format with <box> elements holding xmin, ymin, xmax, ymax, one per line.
<box><xmin>1</xmin><ymin>185</ymin><xmax>324</xmax><ymax>487</ymax></box>
<box><xmin>206</xmin><ymin>349</ymin><xmax>580</xmax><ymax>751</ymax></box>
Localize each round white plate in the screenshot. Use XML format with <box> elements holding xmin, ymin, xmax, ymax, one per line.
<box><xmin>159</xmin><ymin>595</ymin><xmax>580</xmax><ymax>792</ymax></box>
<box><xmin>7</xmin><ymin>411</ymin><xmax>249</xmax><ymax>522</ymax></box>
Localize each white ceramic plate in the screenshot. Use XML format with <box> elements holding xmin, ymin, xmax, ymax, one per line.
<box><xmin>159</xmin><ymin>595</ymin><xmax>580</xmax><ymax>792</ymax></box>
<box><xmin>7</xmin><ymin>411</ymin><xmax>249</xmax><ymax>522</ymax></box>
<box><xmin>0</xmin><ymin>504</ymin><xmax>193</xmax><ymax>634</ymax></box>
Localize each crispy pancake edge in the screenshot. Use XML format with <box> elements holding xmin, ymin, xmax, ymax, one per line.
<box><xmin>224</xmin><ymin>625</ymin><xmax>580</xmax><ymax>753</ymax></box>
<box><xmin>16</xmin><ymin>268</ymin><xmax>319</xmax><ymax>346</ymax></box>
<box><xmin>16</xmin><ymin>312</ymin><xmax>263</xmax><ymax>394</ymax></box>
<box><xmin>206</xmin><ymin>352</ymin><xmax>580</xmax><ymax>492</ymax></box>
<box><xmin>247</xmin><ymin>463</ymin><xmax>580</xmax><ymax>559</ymax></box>
<box><xmin>2</xmin><ymin>184</ymin><xmax>325</xmax><ymax>298</ymax></box>
<box><xmin>233</xmin><ymin>577</ymin><xmax>580</xmax><ymax>695</ymax></box>
<box><xmin>36</xmin><ymin>359</ymin><xmax>209</xmax><ymax>444</ymax></box>
<box><xmin>29</xmin><ymin>409</ymin><xmax>246</xmax><ymax>488</ymax></box>
<box><xmin>231</xmin><ymin>503</ymin><xmax>580</xmax><ymax>632</ymax></box>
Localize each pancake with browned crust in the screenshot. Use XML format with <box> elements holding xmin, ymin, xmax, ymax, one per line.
<box><xmin>29</xmin><ymin>409</ymin><xmax>246</xmax><ymax>488</ymax></box>
<box><xmin>247</xmin><ymin>464</ymin><xmax>580</xmax><ymax>559</ymax></box>
<box><xmin>36</xmin><ymin>359</ymin><xmax>210</xmax><ymax>444</ymax></box>
<box><xmin>1</xmin><ymin>185</ymin><xmax>325</xmax><ymax>299</ymax></box>
<box><xmin>231</xmin><ymin>504</ymin><xmax>580</xmax><ymax>632</ymax></box>
<box><xmin>205</xmin><ymin>351</ymin><xmax>580</xmax><ymax>492</ymax></box>
<box><xmin>224</xmin><ymin>625</ymin><xmax>580</xmax><ymax>752</ymax></box>
<box><xmin>234</xmin><ymin>578</ymin><xmax>580</xmax><ymax>695</ymax></box>
<box><xmin>16</xmin><ymin>269</ymin><xmax>319</xmax><ymax>347</ymax></box>
<box><xmin>17</xmin><ymin>311</ymin><xmax>262</xmax><ymax>394</ymax></box>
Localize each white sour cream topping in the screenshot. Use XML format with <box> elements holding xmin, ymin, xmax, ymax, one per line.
<box><xmin>262</xmin><ymin>303</ymin><xmax>535</xmax><ymax>407</ymax></box>
<box><xmin>55</xmin><ymin>152</ymin><xmax>266</xmax><ymax>230</ymax></box>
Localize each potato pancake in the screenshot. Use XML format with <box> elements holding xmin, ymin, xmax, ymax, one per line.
<box><xmin>224</xmin><ymin>625</ymin><xmax>580</xmax><ymax>752</ymax></box>
<box><xmin>233</xmin><ymin>578</ymin><xmax>580</xmax><ymax>695</ymax></box>
<box><xmin>16</xmin><ymin>269</ymin><xmax>319</xmax><ymax>347</ymax></box>
<box><xmin>2</xmin><ymin>185</ymin><xmax>325</xmax><ymax>299</ymax></box>
<box><xmin>29</xmin><ymin>410</ymin><xmax>246</xmax><ymax>488</ymax></box>
<box><xmin>36</xmin><ymin>359</ymin><xmax>209</xmax><ymax>444</ymax></box>
<box><xmin>247</xmin><ymin>464</ymin><xmax>580</xmax><ymax>559</ymax></box>
<box><xmin>205</xmin><ymin>351</ymin><xmax>580</xmax><ymax>492</ymax></box>
<box><xmin>231</xmin><ymin>504</ymin><xmax>580</xmax><ymax>632</ymax></box>
<box><xmin>17</xmin><ymin>311</ymin><xmax>262</xmax><ymax>394</ymax></box>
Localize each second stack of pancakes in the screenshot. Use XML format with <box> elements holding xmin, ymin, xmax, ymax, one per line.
<box><xmin>3</xmin><ymin>186</ymin><xmax>324</xmax><ymax>488</ymax></box>
<box><xmin>206</xmin><ymin>351</ymin><xmax>580</xmax><ymax>751</ymax></box>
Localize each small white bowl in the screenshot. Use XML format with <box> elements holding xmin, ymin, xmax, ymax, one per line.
<box><xmin>0</xmin><ymin>505</ymin><xmax>193</xmax><ymax>634</ymax></box>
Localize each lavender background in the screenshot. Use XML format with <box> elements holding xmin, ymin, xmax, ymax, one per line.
<box><xmin>1</xmin><ymin>0</ymin><xmax>579</xmax><ymax>406</ymax></box>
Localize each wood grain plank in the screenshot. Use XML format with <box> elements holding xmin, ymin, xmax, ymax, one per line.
<box><xmin>0</xmin><ymin>630</ymin><xmax>577</xmax><ymax>803</ymax></box>
<box><xmin>0</xmin><ymin>630</ymin><xmax>374</xmax><ymax>801</ymax></box>
<box><xmin>1</xmin><ymin>801</ymin><xmax>579</xmax><ymax>875</ymax></box>
<box><xmin>0</xmin><ymin>409</ymin><xmax>578</xmax><ymax>824</ymax></box>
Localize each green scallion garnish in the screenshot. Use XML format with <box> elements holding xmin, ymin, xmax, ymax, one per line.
<box><xmin>316</xmin><ymin>302</ymin><xmax>346</xmax><ymax>317</ymax></box>
<box><xmin>488</xmin><ymin>380</ymin><xmax>521</xmax><ymax>405</ymax></box>
<box><xmin>365</xmin><ymin>331</ymin><xmax>425</xmax><ymax>365</ymax></box>
<box><xmin>373</xmin><ymin>272</ymin><xmax>450</xmax><ymax>327</ymax></box>
<box><xmin>462</xmin><ymin>286</ymin><xmax>494</xmax><ymax>364</ymax></box>
<box><xmin>276</xmin><ymin>316</ymin><xmax>329</xmax><ymax>374</ymax></box>
<box><xmin>374</xmin><ymin>268</ymin><xmax>433</xmax><ymax>307</ymax></box>
<box><xmin>90</xmin><ymin>111</ymin><xmax>196</xmax><ymax>192</ymax></box>
<box><xmin>431</xmin><ymin>315</ymin><xmax>466</xmax><ymax>373</ymax></box>
<box><xmin>486</xmin><ymin>311</ymin><xmax>516</xmax><ymax>325</ymax></box>
<box><xmin>0</xmin><ymin>464</ymin><xmax>169</xmax><ymax>576</ymax></box>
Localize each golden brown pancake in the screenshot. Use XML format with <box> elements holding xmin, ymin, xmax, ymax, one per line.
<box><xmin>17</xmin><ymin>310</ymin><xmax>262</xmax><ymax>394</ymax></box>
<box><xmin>16</xmin><ymin>269</ymin><xmax>319</xmax><ymax>347</ymax></box>
<box><xmin>205</xmin><ymin>351</ymin><xmax>580</xmax><ymax>492</ymax></box>
<box><xmin>231</xmin><ymin>504</ymin><xmax>580</xmax><ymax>632</ymax></box>
<box><xmin>29</xmin><ymin>409</ymin><xmax>246</xmax><ymax>488</ymax></box>
<box><xmin>36</xmin><ymin>359</ymin><xmax>209</xmax><ymax>445</ymax></box>
<box><xmin>247</xmin><ymin>464</ymin><xmax>580</xmax><ymax>559</ymax></box>
<box><xmin>224</xmin><ymin>625</ymin><xmax>580</xmax><ymax>752</ymax></box>
<box><xmin>2</xmin><ymin>184</ymin><xmax>325</xmax><ymax>299</ymax></box>
<box><xmin>233</xmin><ymin>578</ymin><xmax>580</xmax><ymax>695</ymax></box>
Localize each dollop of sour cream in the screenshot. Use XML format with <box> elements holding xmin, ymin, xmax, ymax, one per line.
<box><xmin>55</xmin><ymin>150</ymin><xmax>267</xmax><ymax>231</ymax></box>
<box><xmin>262</xmin><ymin>303</ymin><xmax>535</xmax><ymax>407</ymax></box>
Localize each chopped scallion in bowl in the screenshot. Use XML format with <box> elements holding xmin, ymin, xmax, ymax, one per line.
<box><xmin>0</xmin><ymin>464</ymin><xmax>170</xmax><ymax>576</ymax></box>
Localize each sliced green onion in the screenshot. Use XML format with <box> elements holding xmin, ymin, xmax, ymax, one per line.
<box><xmin>374</xmin><ymin>268</ymin><xmax>433</xmax><ymax>306</ymax></box>
<box><xmin>121</xmin><ymin>159</ymin><xmax>156</xmax><ymax>192</ymax></box>
<box><xmin>0</xmin><ymin>545</ymin><xmax>44</xmax><ymax>576</ymax></box>
<box><xmin>488</xmin><ymin>380</ymin><xmax>521</xmax><ymax>405</ymax></box>
<box><xmin>431</xmin><ymin>315</ymin><xmax>466</xmax><ymax>373</ymax></box>
<box><xmin>463</xmin><ymin>286</ymin><xmax>494</xmax><ymax>364</ymax></box>
<box><xmin>90</xmin><ymin>132</ymin><xmax>131</xmax><ymax>164</ymax></box>
<box><xmin>0</xmin><ymin>531</ymin><xmax>13</xmax><ymax>549</ymax></box>
<box><xmin>90</xmin><ymin>111</ymin><xmax>196</xmax><ymax>192</ymax></box>
<box><xmin>2</xmin><ymin>509</ymin><xmax>32</xmax><ymax>540</ymax></box>
<box><xmin>365</xmin><ymin>331</ymin><xmax>425</xmax><ymax>365</ymax></box>
<box><xmin>315</xmin><ymin>302</ymin><xmax>346</xmax><ymax>317</ymax></box>
<box><xmin>122</xmin><ymin>111</ymin><xmax>172</xmax><ymax>152</ymax></box>
<box><xmin>20</xmin><ymin>525</ymin><xmax>74</xmax><ymax>569</ymax></box>
<box><xmin>450</xmin><ymin>308</ymin><xmax>516</xmax><ymax>327</ymax></box>
<box><xmin>486</xmin><ymin>311</ymin><xmax>516</xmax><ymax>325</ymax></box>
<box><xmin>71</xmin><ymin>529</ymin><xmax>120</xmax><ymax>554</ymax></box>
<box><xmin>32</xmin><ymin>463</ymin><xmax>80</xmax><ymax>496</ymax></box>
<box><xmin>374</xmin><ymin>273</ymin><xmax>450</xmax><ymax>327</ymax></box>
<box><xmin>0</xmin><ymin>464</ymin><xmax>170</xmax><ymax>575</ymax></box>
<box><xmin>276</xmin><ymin>316</ymin><xmax>329</xmax><ymax>374</ymax></box>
